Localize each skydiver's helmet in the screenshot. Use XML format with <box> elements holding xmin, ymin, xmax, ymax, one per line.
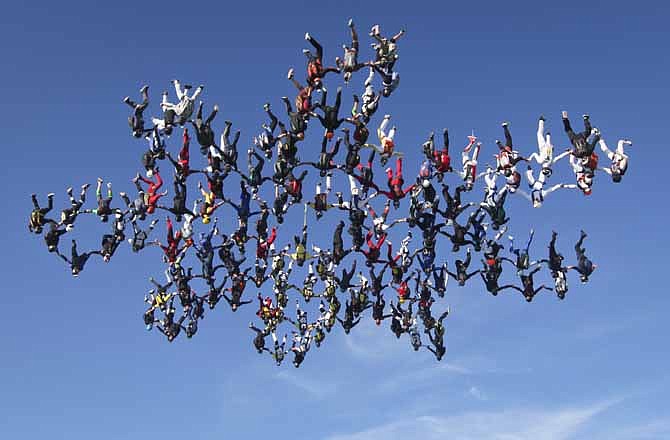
<box><xmin>202</xmin><ymin>215</ymin><xmax>211</xmax><ymax>224</ymax></box>
<box><xmin>72</xmin><ymin>267</ymin><xmax>80</xmax><ymax>277</ymax></box>
<box><xmin>541</xmin><ymin>165</ymin><xmax>553</xmax><ymax>177</ymax></box>
<box><xmin>612</xmin><ymin>172</ymin><xmax>622</xmax><ymax>183</ymax></box>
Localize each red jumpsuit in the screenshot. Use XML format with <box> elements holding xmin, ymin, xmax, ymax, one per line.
<box><xmin>361</xmin><ymin>231</ymin><xmax>386</xmax><ymax>264</ymax></box>
<box><xmin>138</xmin><ymin>172</ymin><xmax>165</xmax><ymax>214</ymax></box>
<box><xmin>433</xmin><ymin>149</ymin><xmax>452</xmax><ymax>173</ymax></box>
<box><xmin>159</xmin><ymin>217</ymin><xmax>184</xmax><ymax>263</ymax></box>
<box><xmin>256</xmin><ymin>227</ymin><xmax>277</xmax><ymax>260</ymax></box>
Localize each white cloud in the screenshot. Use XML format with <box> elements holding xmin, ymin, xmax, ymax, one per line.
<box><xmin>343</xmin><ymin>318</ymin><xmax>409</xmax><ymax>360</ymax></box>
<box><xmin>468</xmin><ymin>386</ymin><xmax>487</xmax><ymax>401</ymax></box>
<box><xmin>587</xmin><ymin>417</ymin><xmax>670</xmax><ymax>440</ymax></box>
<box><xmin>274</xmin><ymin>370</ymin><xmax>336</xmax><ymax>399</ymax></box>
<box><xmin>324</xmin><ymin>399</ymin><xmax>619</xmax><ymax>440</ymax></box>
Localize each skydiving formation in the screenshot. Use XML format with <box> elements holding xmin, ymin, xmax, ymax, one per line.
<box><xmin>29</xmin><ymin>20</ymin><xmax>631</xmax><ymax>367</ymax></box>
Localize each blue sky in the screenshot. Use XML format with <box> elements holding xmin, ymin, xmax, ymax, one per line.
<box><xmin>1</xmin><ymin>1</ymin><xmax>669</xmax><ymax>439</ymax></box>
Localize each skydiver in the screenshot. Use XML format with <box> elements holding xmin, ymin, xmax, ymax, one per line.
<box><xmin>303</xmin><ymin>32</ymin><xmax>340</xmax><ymax>88</ymax></box>
<box><xmin>562</xmin><ymin>111</ymin><xmax>600</xmax><ymax>159</ymax></box>
<box><xmin>28</xmin><ymin>192</ymin><xmax>56</xmax><ymax>234</ymax></box>
<box><xmin>370</xmin><ymin>24</ymin><xmax>405</xmax><ymax>71</ymax></box>
<box><xmin>599</xmin><ymin>138</ymin><xmax>632</xmax><ymax>183</ymax></box>
<box><xmin>249</xmin><ymin>322</ymin><xmax>267</xmax><ymax>354</ymax></box>
<box><xmin>337</xmin><ymin>301</ymin><xmax>361</xmax><ymax>334</ymax></box>
<box><xmin>369</xmin><ymin>114</ymin><xmax>400</xmax><ymax>166</ymax></box>
<box><xmin>508</xmin><ymin>266</ymin><xmax>552</xmax><ymax>302</ymax></box>
<box><xmin>220</xmin><ymin>120</ymin><xmax>241</xmax><ymax>172</ymax></box>
<box><xmin>439</xmin><ymin>218</ymin><xmax>476</xmax><ymax>252</ymax></box>
<box><xmin>280</xmin><ymin>95</ymin><xmax>308</xmax><ymax>141</ymax></box>
<box><xmin>494</xmin><ymin>122</ymin><xmax>527</xmax><ymax>176</ymax></box>
<box><xmin>241</xmin><ymin>148</ymin><xmax>272</xmax><ymax>197</ymax></box>
<box><xmin>528</xmin><ymin>115</ymin><xmax>558</xmax><ymax>176</ymax></box>
<box><xmin>157</xmin><ymin>179</ymin><xmax>195</xmax><ymax>222</ymax></box>
<box><xmin>446</xmin><ymin>248</ymin><xmax>479</xmax><ymax>286</ymax></box>
<box><xmin>60</xmin><ymin>184</ymin><xmax>90</xmax><ymax>231</ymax></box>
<box><xmin>351</xmin><ymin>67</ymin><xmax>381</xmax><ymax>123</ymax></box>
<box><xmin>336</xmin><ymin>19</ymin><xmax>367</xmax><ymax>83</ymax></box>
<box><xmin>44</xmin><ymin>223</ymin><xmax>67</xmax><ymax>253</ymax></box>
<box><xmin>426</xmin><ymin>308</ymin><xmax>449</xmax><ymax>361</ymax></box>
<box><xmin>506</xmin><ymin>229</ymin><xmax>543</xmax><ymax>274</ymax></box>
<box><xmin>127</xmin><ymin>218</ymin><xmax>160</xmax><ymax>253</ymax></box>
<box><xmin>123</xmin><ymin>85</ymin><xmax>150</xmax><ymax>138</ymax></box>
<box><xmin>133</xmin><ymin>171</ymin><xmax>167</xmax><ymax>215</ymax></box>
<box><xmin>438</xmin><ymin>184</ymin><xmax>473</xmax><ymax>224</ymax></box>
<box><xmin>161</xmin><ymin>79</ymin><xmax>204</xmax><ymax>126</ymax></box>
<box><xmin>265</xmin><ymin>333</ymin><xmax>289</xmax><ymax>366</ymax></box>
<box><xmin>313</xmin><ymin>87</ymin><xmax>345</xmax><ymax>139</ymax></box>
<box><xmin>300</xmin><ymin>135</ymin><xmax>342</xmax><ymax>177</ymax></box>
<box><xmin>520</xmin><ymin>165</ymin><xmax>570</xmax><ymax>208</ymax></box>
<box><xmin>567</xmin><ymin>230</ymin><xmax>597</xmax><ymax>283</ymax></box>
<box><xmin>166</xmin><ymin>128</ymin><xmax>202</xmax><ymax>182</ymax></box>
<box><xmin>372</xmin><ymin>157</ymin><xmax>414</xmax><ymax>209</ymax></box>
<box><xmin>83</xmin><ymin>178</ymin><xmax>119</xmax><ymax>223</ymax></box>
<box><xmin>190</xmin><ymin>102</ymin><xmax>219</xmax><ymax>154</ymax></box>
<box><xmin>459</xmin><ymin>135</ymin><xmax>481</xmax><ymax>190</ymax></box>
<box><xmin>58</xmin><ymin>239</ymin><xmax>101</xmax><ymax>277</ymax></box>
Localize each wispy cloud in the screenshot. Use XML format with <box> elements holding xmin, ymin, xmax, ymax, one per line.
<box><xmin>468</xmin><ymin>386</ymin><xmax>488</xmax><ymax>401</ymax></box>
<box><xmin>324</xmin><ymin>399</ymin><xmax>620</xmax><ymax>440</ymax></box>
<box><xmin>588</xmin><ymin>417</ymin><xmax>670</xmax><ymax>440</ymax></box>
<box><xmin>343</xmin><ymin>319</ymin><xmax>409</xmax><ymax>361</ymax></box>
<box><xmin>274</xmin><ymin>370</ymin><xmax>336</xmax><ymax>400</ymax></box>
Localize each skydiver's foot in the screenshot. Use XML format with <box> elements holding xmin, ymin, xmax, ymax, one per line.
<box><xmin>561</xmin><ymin>110</ymin><xmax>568</xmax><ymax>119</ymax></box>
<box><xmin>287</xmin><ymin>68</ymin><xmax>294</xmax><ymax>79</ymax></box>
<box><xmin>348</xmin><ymin>18</ymin><xmax>353</xmax><ymax>28</ymax></box>
<box><xmin>123</xmin><ymin>96</ymin><xmax>130</xmax><ymax>104</ymax></box>
<box><xmin>580</xmin><ymin>230</ymin><xmax>587</xmax><ymax>238</ymax></box>
<box><xmin>47</xmin><ymin>193</ymin><xmax>55</xmax><ymax>198</ymax></box>
<box><xmin>623</xmin><ymin>139</ymin><xmax>633</xmax><ymax>146</ymax></box>
<box><xmin>132</xmin><ymin>174</ymin><xmax>140</xmax><ymax>183</ymax></box>
<box><xmin>66</xmin><ymin>187</ymin><xmax>73</xmax><ymax>195</ymax></box>
<box><xmin>97</xmin><ymin>177</ymin><xmax>104</xmax><ymax>183</ymax></box>
<box><xmin>302</xmin><ymin>49</ymin><xmax>310</xmax><ymax>55</ymax></box>
<box><xmin>81</xmin><ymin>183</ymin><xmax>90</xmax><ymax>190</ymax></box>
<box><xmin>263</xmin><ymin>103</ymin><xmax>270</xmax><ymax>111</ymax></box>
<box><xmin>304</xmin><ymin>32</ymin><xmax>311</xmax><ymax>41</ymax></box>
<box><xmin>184</xmin><ymin>84</ymin><xmax>193</xmax><ymax>90</ymax></box>
<box><xmin>583</xmin><ymin>114</ymin><xmax>589</xmax><ymax>120</ymax></box>
<box><xmin>140</xmin><ymin>85</ymin><xmax>149</xmax><ymax>94</ymax></box>
<box><xmin>539</xmin><ymin>115</ymin><xmax>545</xmax><ymax>121</ymax></box>
<box><xmin>213</xmin><ymin>104</ymin><xmax>219</xmax><ymax>112</ymax></box>
<box><xmin>501</xmin><ymin>121</ymin><xmax>509</xmax><ymax>127</ymax></box>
